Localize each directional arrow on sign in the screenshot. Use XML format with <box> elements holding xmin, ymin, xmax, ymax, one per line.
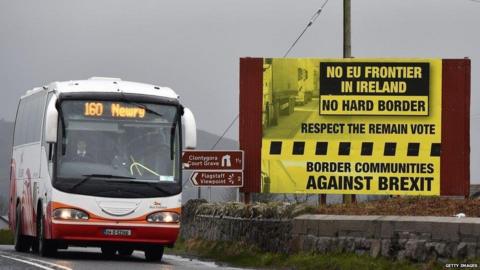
<box><xmin>190</xmin><ymin>171</ymin><xmax>243</xmax><ymax>187</ymax></box>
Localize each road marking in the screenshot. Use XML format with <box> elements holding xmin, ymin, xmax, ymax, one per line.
<box><xmin>0</xmin><ymin>254</ymin><xmax>73</xmax><ymax>270</ymax></box>
<box><xmin>1</xmin><ymin>254</ymin><xmax>56</xmax><ymax>270</ymax></box>
<box><xmin>25</xmin><ymin>257</ymin><xmax>73</xmax><ymax>270</ymax></box>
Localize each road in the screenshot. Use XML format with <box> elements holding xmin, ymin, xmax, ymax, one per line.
<box><xmin>263</xmin><ymin>98</ymin><xmax>318</xmax><ymax>139</ymax></box>
<box><xmin>0</xmin><ymin>245</ymin><xmax>249</xmax><ymax>270</ymax></box>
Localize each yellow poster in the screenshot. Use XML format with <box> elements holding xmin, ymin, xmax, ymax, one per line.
<box><xmin>261</xmin><ymin>58</ymin><xmax>441</xmax><ymax>195</ymax></box>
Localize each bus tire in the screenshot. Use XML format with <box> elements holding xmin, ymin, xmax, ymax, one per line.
<box><xmin>144</xmin><ymin>246</ymin><xmax>164</xmax><ymax>261</ymax></box>
<box><xmin>37</xmin><ymin>210</ymin><xmax>57</xmax><ymax>257</ymax></box>
<box><xmin>14</xmin><ymin>205</ymin><xmax>30</xmax><ymax>252</ymax></box>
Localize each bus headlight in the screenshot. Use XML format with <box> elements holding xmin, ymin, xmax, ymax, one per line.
<box><xmin>53</xmin><ymin>208</ymin><xmax>89</xmax><ymax>220</ymax></box>
<box><xmin>147</xmin><ymin>212</ymin><xmax>180</xmax><ymax>223</ymax></box>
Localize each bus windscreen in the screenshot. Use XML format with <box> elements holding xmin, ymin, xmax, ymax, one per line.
<box><xmin>53</xmin><ymin>100</ymin><xmax>181</xmax><ymax>198</ymax></box>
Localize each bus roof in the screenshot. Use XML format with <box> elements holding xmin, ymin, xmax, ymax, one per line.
<box><xmin>21</xmin><ymin>77</ymin><xmax>179</xmax><ymax>100</ymax></box>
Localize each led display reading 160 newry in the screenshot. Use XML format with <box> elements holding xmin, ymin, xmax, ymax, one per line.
<box><xmin>84</xmin><ymin>102</ymin><xmax>146</xmax><ymax>118</ymax></box>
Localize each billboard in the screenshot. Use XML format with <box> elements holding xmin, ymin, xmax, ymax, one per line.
<box><xmin>261</xmin><ymin>58</ymin><xmax>442</xmax><ymax>195</ymax></box>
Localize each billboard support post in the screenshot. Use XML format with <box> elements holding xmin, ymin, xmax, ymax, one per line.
<box><xmin>319</xmin><ymin>194</ymin><xmax>327</xmax><ymax>205</ymax></box>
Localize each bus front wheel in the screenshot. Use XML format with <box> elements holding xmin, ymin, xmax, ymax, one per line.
<box><xmin>37</xmin><ymin>211</ymin><xmax>57</xmax><ymax>257</ymax></box>
<box><xmin>14</xmin><ymin>205</ymin><xmax>30</xmax><ymax>252</ymax></box>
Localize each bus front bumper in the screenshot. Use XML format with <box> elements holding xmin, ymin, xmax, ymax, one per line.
<box><xmin>50</xmin><ymin>220</ymin><xmax>180</xmax><ymax>245</ymax></box>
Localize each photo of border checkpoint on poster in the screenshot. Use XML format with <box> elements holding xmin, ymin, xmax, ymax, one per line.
<box><xmin>261</xmin><ymin>58</ymin><xmax>441</xmax><ymax>196</ymax></box>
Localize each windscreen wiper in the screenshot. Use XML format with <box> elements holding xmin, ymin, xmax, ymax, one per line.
<box><xmin>68</xmin><ymin>174</ymin><xmax>136</xmax><ymax>191</ymax></box>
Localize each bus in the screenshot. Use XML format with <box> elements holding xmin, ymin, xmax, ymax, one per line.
<box><xmin>8</xmin><ymin>77</ymin><xmax>197</xmax><ymax>261</ymax></box>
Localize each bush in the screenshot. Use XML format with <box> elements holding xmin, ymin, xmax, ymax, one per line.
<box><xmin>0</xmin><ymin>230</ymin><xmax>13</xmax><ymax>245</ymax></box>
<box><xmin>183</xmin><ymin>199</ymin><xmax>317</xmax><ymax>220</ymax></box>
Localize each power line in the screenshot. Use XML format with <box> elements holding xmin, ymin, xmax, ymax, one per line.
<box><xmin>283</xmin><ymin>0</ymin><xmax>330</xmax><ymax>57</ymax></box>
<box><xmin>210</xmin><ymin>1</ymin><xmax>329</xmax><ymax>153</ymax></box>
<box><xmin>210</xmin><ymin>114</ymin><xmax>239</xmax><ymax>150</ymax></box>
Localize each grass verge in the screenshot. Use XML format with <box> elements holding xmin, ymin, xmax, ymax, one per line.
<box><xmin>166</xmin><ymin>238</ymin><xmax>450</xmax><ymax>270</ymax></box>
<box><xmin>0</xmin><ymin>230</ymin><xmax>13</xmax><ymax>245</ymax></box>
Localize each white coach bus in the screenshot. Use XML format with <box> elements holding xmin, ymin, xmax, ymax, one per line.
<box><xmin>8</xmin><ymin>77</ymin><xmax>196</xmax><ymax>261</ymax></box>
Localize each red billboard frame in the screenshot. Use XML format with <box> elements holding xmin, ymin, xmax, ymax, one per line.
<box><xmin>239</xmin><ymin>58</ymin><xmax>471</xmax><ymax>196</ymax></box>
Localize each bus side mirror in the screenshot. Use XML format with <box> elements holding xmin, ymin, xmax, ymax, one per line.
<box><xmin>182</xmin><ymin>107</ymin><xmax>196</xmax><ymax>149</ymax></box>
<box><xmin>45</xmin><ymin>96</ymin><xmax>58</xmax><ymax>143</ymax></box>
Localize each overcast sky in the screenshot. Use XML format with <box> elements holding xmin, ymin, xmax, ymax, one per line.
<box><xmin>0</xmin><ymin>0</ymin><xmax>479</xmax><ymax>181</ymax></box>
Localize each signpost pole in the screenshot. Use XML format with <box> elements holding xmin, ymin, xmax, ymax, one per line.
<box><xmin>342</xmin><ymin>0</ymin><xmax>356</xmax><ymax>204</ymax></box>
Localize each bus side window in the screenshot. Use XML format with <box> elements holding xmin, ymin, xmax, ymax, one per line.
<box><xmin>25</xmin><ymin>97</ymin><xmax>35</xmax><ymax>143</ymax></box>
<box><xmin>13</xmin><ymin>100</ymin><xmax>25</xmax><ymax>146</ymax></box>
<box><xmin>20</xmin><ymin>97</ymin><xmax>33</xmax><ymax>144</ymax></box>
<box><xmin>25</xmin><ymin>92</ymin><xmax>44</xmax><ymax>144</ymax></box>
<box><xmin>13</xmin><ymin>99</ymin><xmax>27</xmax><ymax>180</ymax></box>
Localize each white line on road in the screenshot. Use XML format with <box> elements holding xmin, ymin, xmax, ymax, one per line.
<box><xmin>0</xmin><ymin>254</ymin><xmax>73</xmax><ymax>270</ymax></box>
<box><xmin>24</xmin><ymin>257</ymin><xmax>73</xmax><ymax>270</ymax></box>
<box><xmin>1</xmin><ymin>254</ymin><xmax>56</xmax><ymax>270</ymax></box>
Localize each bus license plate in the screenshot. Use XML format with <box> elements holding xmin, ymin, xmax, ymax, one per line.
<box><xmin>103</xmin><ymin>229</ymin><xmax>131</xmax><ymax>236</ymax></box>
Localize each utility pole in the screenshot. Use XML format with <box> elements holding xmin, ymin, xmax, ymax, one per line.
<box><xmin>342</xmin><ymin>0</ymin><xmax>356</xmax><ymax>204</ymax></box>
<box><xmin>343</xmin><ymin>0</ymin><xmax>351</xmax><ymax>58</ymax></box>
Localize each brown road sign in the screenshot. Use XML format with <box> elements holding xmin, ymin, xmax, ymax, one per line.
<box><xmin>190</xmin><ymin>171</ymin><xmax>243</xmax><ymax>187</ymax></box>
<box><xmin>182</xmin><ymin>150</ymin><xmax>243</xmax><ymax>171</ymax></box>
